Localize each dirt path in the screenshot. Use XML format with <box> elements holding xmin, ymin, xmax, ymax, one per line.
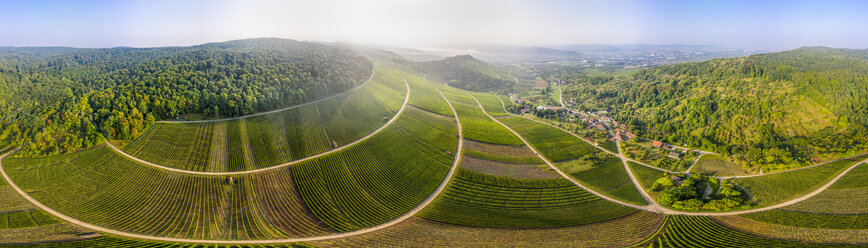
<box><xmin>469</xmin><ymin>93</ymin><xmax>658</xmax><ymax>212</ymax></box>
<box><xmin>492</xmin><ymin>88</ymin><xmax>868</xmax><ymax>215</ymax></box>
<box><xmin>159</xmin><ymin>68</ymin><xmax>376</xmax><ymax>124</ymax></box>
<box><xmin>684</xmin><ymin>153</ymin><xmax>707</xmax><ymax>173</ymax></box>
<box><xmin>105</xmin><ymin>68</ymin><xmax>411</xmax><ymax>176</ymax></box>
<box><xmin>0</xmin><ymin>69</ymin><xmax>466</xmax><ymax>244</ymax></box>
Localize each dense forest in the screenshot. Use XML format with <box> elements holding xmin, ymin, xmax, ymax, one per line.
<box><xmin>416</xmin><ymin>55</ymin><xmax>514</xmax><ymax>91</ymax></box>
<box><xmin>0</xmin><ymin>38</ymin><xmax>373</xmax><ymax>157</ymax></box>
<box><xmin>562</xmin><ymin>47</ymin><xmax>868</xmax><ymax>172</ymax></box>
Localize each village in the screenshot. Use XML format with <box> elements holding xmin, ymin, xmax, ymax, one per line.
<box><xmin>507</xmin><ymin>91</ymin><xmax>689</xmax><ymax>161</ymax></box>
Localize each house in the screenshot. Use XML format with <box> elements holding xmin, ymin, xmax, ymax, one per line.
<box><xmin>652</xmin><ymin>141</ymin><xmax>663</xmax><ymax>148</ymax></box>
<box><xmin>625</xmin><ymin>132</ymin><xmax>637</xmax><ymax>140</ymax></box>
<box><xmin>668</xmin><ymin>151</ymin><xmax>682</xmax><ymax>159</ymax></box>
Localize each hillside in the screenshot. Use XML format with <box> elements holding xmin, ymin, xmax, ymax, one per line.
<box><xmin>0</xmin><ymin>38</ymin><xmax>373</xmax><ymax>157</ymax></box>
<box><xmin>415</xmin><ymin>55</ymin><xmax>514</xmax><ymax>92</ymax></box>
<box><xmin>562</xmin><ymin>47</ymin><xmax>868</xmax><ymax>172</ymax></box>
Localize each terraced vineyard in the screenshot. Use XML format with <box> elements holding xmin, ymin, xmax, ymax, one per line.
<box><xmin>0</xmin><ymin>236</ymin><xmax>313</xmax><ymax>248</ymax></box>
<box><xmin>556</xmin><ymin>156</ymin><xmax>648</xmax><ymax>205</ymax></box>
<box><xmin>442</xmin><ymin>92</ymin><xmax>523</xmax><ymax>146</ymax></box>
<box><xmin>740</xmin><ymin>163</ymin><xmax>868</xmax><ymax>229</ymax></box>
<box><xmin>499</xmin><ymin>116</ymin><xmax>596</xmax><ymax>161</ymax></box>
<box><xmin>121</xmin><ymin>65</ymin><xmax>407</xmax><ymax>172</ymax></box>
<box><xmin>3</xmin><ymin>62</ymin><xmax>868</xmax><ymax>248</ymax></box>
<box><xmin>2</xmin><ymin>104</ymin><xmax>457</xmax><ymax>240</ymax></box>
<box><xmin>732</xmin><ymin>154</ymin><xmax>868</xmax><ymax>207</ymax></box>
<box><xmin>418</xmin><ymin>168</ymin><xmax>638</xmax><ymax>228</ymax></box>
<box><xmin>309</xmin><ymin>213</ymin><xmax>664</xmax><ymax>247</ymax></box>
<box><xmin>633</xmin><ymin>215</ymin><xmax>848</xmax><ymax>247</ymax></box>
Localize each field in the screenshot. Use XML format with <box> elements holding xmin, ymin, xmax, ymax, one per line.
<box><xmin>459</xmin><ymin>156</ymin><xmax>554</xmax><ymax>179</ymax></box>
<box><xmin>443</xmin><ymin>94</ymin><xmax>523</xmax><ymax>145</ymax></box>
<box><xmin>731</xmin><ymin>154</ymin><xmax>868</xmax><ymax>207</ymax></box>
<box><xmin>633</xmin><ymin>215</ymin><xmax>847</xmax><ymax>247</ymax></box>
<box><xmin>556</xmin><ymin>156</ymin><xmax>648</xmax><ymax>205</ymax></box>
<box><xmin>627</xmin><ymin>161</ymin><xmax>669</xmax><ymax>197</ymax></box>
<box><xmin>308</xmin><ymin>213</ymin><xmax>664</xmax><ymax>247</ymax></box>
<box><xmin>0</xmin><ymin>236</ymin><xmax>312</xmax><ymax>248</ymax></box>
<box><xmin>418</xmin><ymin>169</ymin><xmax>638</xmax><ymax>228</ymax></box>
<box><xmin>714</xmin><ymin>215</ymin><xmax>868</xmax><ymax>244</ymax></box>
<box><xmin>120</xmin><ymin>65</ymin><xmax>407</xmax><ymax>172</ymax></box>
<box><xmin>620</xmin><ymin>141</ymin><xmax>688</xmax><ymax>171</ymax></box>
<box><xmin>739</xmin><ymin>163</ymin><xmax>868</xmax><ymax>229</ymax></box>
<box><xmin>4</xmin><ymin>62</ymin><xmax>868</xmax><ymax>247</ymax></box>
<box><xmin>499</xmin><ymin>116</ymin><xmax>597</xmax><ymax>162</ymax></box>
<box><xmin>692</xmin><ymin>154</ymin><xmax>750</xmax><ymax>176</ymax></box>
<box><xmin>467</xmin><ymin>92</ymin><xmax>511</xmax><ymax>116</ymax></box>
<box><xmin>401</xmin><ymin>70</ymin><xmax>454</xmax><ymax>116</ymax></box>
<box><xmin>1</xmin><ymin>106</ymin><xmax>458</xmax><ymax>240</ymax></box>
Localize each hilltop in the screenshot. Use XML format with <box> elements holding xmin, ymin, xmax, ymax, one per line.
<box><xmin>415</xmin><ymin>55</ymin><xmax>514</xmax><ymax>92</ymax></box>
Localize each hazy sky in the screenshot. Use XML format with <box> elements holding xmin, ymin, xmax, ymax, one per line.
<box><xmin>1</xmin><ymin>0</ymin><xmax>867</xmax><ymax>49</ymax></box>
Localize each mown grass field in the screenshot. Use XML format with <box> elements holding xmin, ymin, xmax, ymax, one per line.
<box><xmin>692</xmin><ymin>154</ymin><xmax>750</xmax><ymax>176</ymax></box>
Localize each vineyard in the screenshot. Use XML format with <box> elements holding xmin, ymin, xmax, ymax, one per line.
<box><xmin>557</xmin><ymin>156</ymin><xmax>648</xmax><ymax>205</ymax></box>
<box><xmin>740</xmin><ymin>162</ymin><xmax>868</xmax><ymax>229</ymax></box>
<box><xmin>442</xmin><ymin>91</ymin><xmax>524</xmax><ymax>146</ymax></box>
<box><xmin>308</xmin><ymin>212</ymin><xmax>664</xmax><ymax>247</ymax></box>
<box><xmin>1</xmin><ymin>105</ymin><xmax>457</xmax><ymax>240</ymax></box>
<box><xmin>418</xmin><ymin>168</ymin><xmax>638</xmax><ymax>228</ymax></box>
<box><xmin>120</xmin><ymin>64</ymin><xmax>407</xmax><ymax>172</ymax></box>
<box><xmin>499</xmin><ymin>116</ymin><xmax>597</xmax><ymax>161</ymax></box>
<box><xmin>633</xmin><ymin>215</ymin><xmax>848</xmax><ymax>247</ymax></box>
<box><xmin>731</xmin><ymin>154</ymin><xmax>868</xmax><ymax>207</ymax></box>
<box><xmin>2</xmin><ymin>66</ymin><xmax>868</xmax><ymax>247</ymax></box>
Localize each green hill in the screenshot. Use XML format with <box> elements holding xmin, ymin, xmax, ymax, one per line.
<box><xmin>416</xmin><ymin>55</ymin><xmax>514</xmax><ymax>92</ymax></box>
<box><xmin>0</xmin><ymin>38</ymin><xmax>373</xmax><ymax>157</ymax></box>
<box><xmin>563</xmin><ymin>47</ymin><xmax>868</xmax><ymax>172</ymax></box>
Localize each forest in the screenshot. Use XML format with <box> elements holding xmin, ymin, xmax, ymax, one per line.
<box><xmin>0</xmin><ymin>38</ymin><xmax>372</xmax><ymax>157</ymax></box>
<box><xmin>562</xmin><ymin>47</ymin><xmax>868</xmax><ymax>172</ymax></box>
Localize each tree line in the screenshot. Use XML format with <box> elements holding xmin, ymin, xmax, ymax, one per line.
<box><xmin>0</xmin><ymin>38</ymin><xmax>372</xmax><ymax>157</ymax></box>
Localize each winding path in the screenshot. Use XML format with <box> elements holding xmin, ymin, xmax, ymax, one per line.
<box><xmin>468</xmin><ymin>93</ymin><xmax>657</xmax><ymax>212</ymax></box>
<box><xmin>491</xmin><ymin>87</ymin><xmax>868</xmax><ymax>215</ymax></box>
<box><xmin>106</xmin><ymin>68</ymin><xmax>410</xmax><ymax>176</ymax></box>
<box><xmin>0</xmin><ymin>69</ymin><xmax>466</xmax><ymax>244</ymax></box>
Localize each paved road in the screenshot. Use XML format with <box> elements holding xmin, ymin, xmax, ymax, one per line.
<box><xmin>106</xmin><ymin>68</ymin><xmax>411</xmax><ymax>176</ymax></box>
<box><xmin>0</xmin><ymin>69</ymin><xmax>466</xmax><ymax>244</ymax></box>
<box><xmin>159</xmin><ymin>68</ymin><xmax>376</xmax><ymax>124</ymax></box>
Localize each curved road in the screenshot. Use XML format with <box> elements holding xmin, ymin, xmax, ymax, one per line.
<box><xmin>468</xmin><ymin>94</ymin><xmax>658</xmax><ymax>212</ymax></box>
<box><xmin>0</xmin><ymin>69</ymin><xmax>466</xmax><ymax>244</ymax></box>
<box><xmin>492</xmin><ymin>88</ymin><xmax>868</xmax><ymax>215</ymax></box>
<box><xmin>106</xmin><ymin>68</ymin><xmax>410</xmax><ymax>176</ymax></box>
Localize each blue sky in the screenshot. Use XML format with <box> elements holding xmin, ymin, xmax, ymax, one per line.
<box><xmin>0</xmin><ymin>0</ymin><xmax>866</xmax><ymax>49</ymax></box>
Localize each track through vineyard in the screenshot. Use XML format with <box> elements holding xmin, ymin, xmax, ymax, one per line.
<box><xmin>0</xmin><ymin>68</ymin><xmax>466</xmax><ymax>244</ymax></box>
